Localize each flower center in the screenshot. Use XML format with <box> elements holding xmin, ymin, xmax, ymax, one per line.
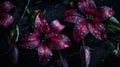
<box><xmin>39</xmin><ymin>33</ymin><xmax>50</xmax><ymax>44</ymax></box>
<box><xmin>86</xmin><ymin>14</ymin><xmax>93</xmax><ymax>22</ymax></box>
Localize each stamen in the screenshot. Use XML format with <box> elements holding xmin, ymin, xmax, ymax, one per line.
<box><xmin>86</xmin><ymin>14</ymin><xmax>94</xmax><ymax>21</ymax></box>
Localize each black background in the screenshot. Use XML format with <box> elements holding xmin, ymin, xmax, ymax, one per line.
<box><xmin>0</xmin><ymin>0</ymin><xmax>120</xmax><ymax>67</ymax></box>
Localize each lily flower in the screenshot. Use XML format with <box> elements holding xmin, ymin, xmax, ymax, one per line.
<box><xmin>18</xmin><ymin>13</ymin><xmax>71</xmax><ymax>64</ymax></box>
<box><xmin>64</xmin><ymin>0</ymin><xmax>114</xmax><ymax>42</ymax></box>
<box><xmin>0</xmin><ymin>1</ymin><xmax>15</xmax><ymax>12</ymax></box>
<box><xmin>0</xmin><ymin>1</ymin><xmax>14</xmax><ymax>28</ymax></box>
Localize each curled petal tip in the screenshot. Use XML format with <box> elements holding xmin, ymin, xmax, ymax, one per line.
<box><xmin>98</xmin><ymin>6</ymin><xmax>114</xmax><ymax>20</ymax></box>
<box><xmin>51</xmin><ymin>20</ymin><xmax>65</xmax><ymax>33</ymax></box>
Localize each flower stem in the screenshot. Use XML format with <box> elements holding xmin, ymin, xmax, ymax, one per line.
<box><xmin>58</xmin><ymin>50</ymin><xmax>63</xmax><ymax>67</ymax></box>
<box><xmin>26</xmin><ymin>8</ymin><xmax>31</xmax><ymax>15</ymax></box>
<box><xmin>58</xmin><ymin>50</ymin><xmax>63</xmax><ymax>60</ymax></box>
<box><xmin>108</xmin><ymin>37</ymin><xmax>120</xmax><ymax>42</ymax></box>
<box><xmin>82</xmin><ymin>38</ymin><xmax>85</xmax><ymax>46</ymax></box>
<box><xmin>18</xmin><ymin>0</ymin><xmax>31</xmax><ymax>24</ymax></box>
<box><xmin>117</xmin><ymin>43</ymin><xmax>120</xmax><ymax>50</ymax></box>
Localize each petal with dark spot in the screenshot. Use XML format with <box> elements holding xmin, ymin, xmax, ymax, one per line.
<box><xmin>94</xmin><ymin>22</ymin><xmax>105</xmax><ymax>32</ymax></box>
<box><xmin>73</xmin><ymin>22</ymin><xmax>89</xmax><ymax>42</ymax></box>
<box><xmin>88</xmin><ymin>23</ymin><xmax>102</xmax><ymax>40</ymax></box>
<box><xmin>94</xmin><ymin>22</ymin><xmax>107</xmax><ymax>39</ymax></box>
<box><xmin>48</xmin><ymin>33</ymin><xmax>71</xmax><ymax>50</ymax></box>
<box><xmin>35</xmin><ymin>13</ymin><xmax>50</xmax><ymax>33</ymax></box>
<box><xmin>93</xmin><ymin>18</ymin><xmax>105</xmax><ymax>31</ymax></box>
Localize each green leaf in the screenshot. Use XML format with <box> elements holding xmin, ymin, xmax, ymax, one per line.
<box><xmin>108</xmin><ymin>17</ymin><xmax>119</xmax><ymax>24</ymax></box>
<box><xmin>104</xmin><ymin>17</ymin><xmax>120</xmax><ymax>34</ymax></box>
<box><xmin>31</xmin><ymin>15</ymin><xmax>36</xmax><ymax>28</ymax></box>
<box><xmin>10</xmin><ymin>25</ymin><xmax>19</xmax><ymax>43</ymax></box>
<box><xmin>105</xmin><ymin>24</ymin><xmax>120</xmax><ymax>34</ymax></box>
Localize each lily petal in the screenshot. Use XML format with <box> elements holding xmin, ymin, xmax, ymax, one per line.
<box><xmin>35</xmin><ymin>13</ymin><xmax>50</xmax><ymax>33</ymax></box>
<box><xmin>93</xmin><ymin>17</ymin><xmax>107</xmax><ymax>39</ymax></box>
<box><xmin>73</xmin><ymin>22</ymin><xmax>89</xmax><ymax>42</ymax></box>
<box><xmin>0</xmin><ymin>1</ymin><xmax>14</xmax><ymax>12</ymax></box>
<box><xmin>0</xmin><ymin>13</ymin><xmax>14</xmax><ymax>28</ymax></box>
<box><xmin>88</xmin><ymin>23</ymin><xmax>102</xmax><ymax>40</ymax></box>
<box><xmin>78</xmin><ymin>0</ymin><xmax>96</xmax><ymax>13</ymax></box>
<box><xmin>97</xmin><ymin>6</ymin><xmax>114</xmax><ymax>21</ymax></box>
<box><xmin>64</xmin><ymin>16</ymin><xmax>86</xmax><ymax>24</ymax></box>
<box><xmin>94</xmin><ymin>22</ymin><xmax>105</xmax><ymax>32</ymax></box>
<box><xmin>64</xmin><ymin>9</ymin><xmax>82</xmax><ymax>17</ymax></box>
<box><xmin>18</xmin><ymin>32</ymin><xmax>39</xmax><ymax>49</ymax></box>
<box><xmin>38</xmin><ymin>46</ymin><xmax>53</xmax><ymax>64</ymax></box>
<box><xmin>10</xmin><ymin>45</ymin><xmax>19</xmax><ymax>64</ymax></box>
<box><xmin>48</xmin><ymin>33</ymin><xmax>71</xmax><ymax>50</ymax></box>
<box><xmin>94</xmin><ymin>22</ymin><xmax>107</xmax><ymax>39</ymax></box>
<box><xmin>50</xmin><ymin>20</ymin><xmax>65</xmax><ymax>33</ymax></box>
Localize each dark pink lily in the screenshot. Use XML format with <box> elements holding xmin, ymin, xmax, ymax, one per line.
<box><xmin>18</xmin><ymin>12</ymin><xmax>71</xmax><ymax>64</ymax></box>
<box><xmin>0</xmin><ymin>1</ymin><xmax>14</xmax><ymax>12</ymax></box>
<box><xmin>64</xmin><ymin>0</ymin><xmax>114</xmax><ymax>42</ymax></box>
<box><xmin>0</xmin><ymin>1</ymin><xmax>14</xmax><ymax>28</ymax></box>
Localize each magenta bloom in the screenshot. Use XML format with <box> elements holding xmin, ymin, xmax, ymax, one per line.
<box><xmin>0</xmin><ymin>1</ymin><xmax>14</xmax><ymax>12</ymax></box>
<box><xmin>18</xmin><ymin>13</ymin><xmax>71</xmax><ymax>64</ymax></box>
<box><xmin>0</xmin><ymin>13</ymin><xmax>14</xmax><ymax>28</ymax></box>
<box><xmin>64</xmin><ymin>0</ymin><xmax>114</xmax><ymax>42</ymax></box>
<box><xmin>0</xmin><ymin>1</ymin><xmax>14</xmax><ymax>28</ymax></box>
